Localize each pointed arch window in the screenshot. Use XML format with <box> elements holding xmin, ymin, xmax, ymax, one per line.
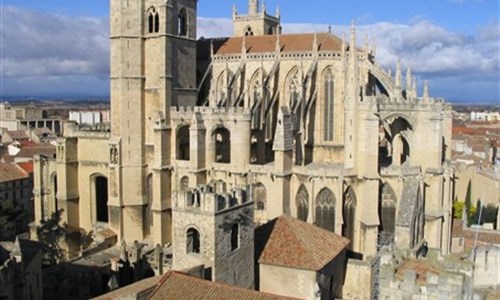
<box><xmin>323</xmin><ymin>70</ymin><xmax>335</xmax><ymax>141</ymax></box>
<box><xmin>343</xmin><ymin>187</ymin><xmax>357</xmax><ymax>244</ymax></box>
<box><xmin>296</xmin><ymin>185</ymin><xmax>309</xmax><ymax>222</ymax></box>
<box><xmin>148</xmin><ymin>13</ymin><xmax>154</xmax><ymax>33</ymax></box>
<box><xmin>288</xmin><ymin>72</ymin><xmax>300</xmax><ymax>110</ymax></box>
<box><xmin>316</xmin><ymin>188</ymin><xmax>335</xmax><ymax>232</ymax></box>
<box><xmin>178</xmin><ymin>8</ymin><xmax>188</xmax><ymax>36</ymax></box>
<box><xmin>147</xmin><ymin>8</ymin><xmax>160</xmax><ymax>34</ymax></box>
<box><xmin>380</xmin><ymin>183</ymin><xmax>397</xmax><ymax>239</ymax></box>
<box><xmin>254</xmin><ymin>183</ymin><xmax>266</xmax><ymax>211</ymax></box>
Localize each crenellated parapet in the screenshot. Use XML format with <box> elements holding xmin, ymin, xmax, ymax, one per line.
<box><xmin>174</xmin><ymin>183</ymin><xmax>252</xmax><ymax>214</ymax></box>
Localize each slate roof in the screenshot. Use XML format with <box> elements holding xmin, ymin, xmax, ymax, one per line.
<box><xmin>148</xmin><ymin>271</ymin><xmax>300</xmax><ymax>300</ymax></box>
<box><xmin>258</xmin><ymin>215</ymin><xmax>350</xmax><ymax>271</ymax></box>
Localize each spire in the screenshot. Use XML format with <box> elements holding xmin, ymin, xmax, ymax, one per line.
<box><xmin>348</xmin><ymin>21</ymin><xmax>357</xmax><ymax>78</ymax></box>
<box><xmin>363</xmin><ymin>33</ymin><xmax>369</xmax><ymax>55</ymax></box>
<box><xmin>210</xmin><ymin>39</ymin><xmax>214</xmax><ymax>58</ymax></box>
<box><xmin>341</xmin><ymin>31</ymin><xmax>346</xmax><ymax>59</ymax></box>
<box><xmin>395</xmin><ymin>59</ymin><xmax>402</xmax><ymax>89</ymax></box>
<box><xmin>423</xmin><ymin>80</ymin><xmax>430</xmax><ymax>102</ymax></box>
<box><xmin>276</xmin><ymin>5</ymin><xmax>280</xmax><ymax>18</ymax></box>
<box><xmin>406</xmin><ymin>66</ymin><xmax>412</xmax><ymax>99</ymax></box>
<box><xmin>350</xmin><ymin>21</ymin><xmax>356</xmax><ymax>52</ymax></box>
<box><xmin>412</xmin><ymin>78</ymin><xmax>417</xmax><ymax>100</ymax></box>
<box><xmin>275</xmin><ymin>31</ymin><xmax>281</xmax><ymax>53</ymax></box>
<box><xmin>313</xmin><ymin>32</ymin><xmax>318</xmax><ymax>53</ymax></box>
<box><xmin>233</xmin><ymin>4</ymin><xmax>238</xmax><ymax>17</ymax></box>
<box><xmin>242</xmin><ymin>34</ymin><xmax>247</xmax><ymax>56</ymax></box>
<box><xmin>120</xmin><ymin>240</ymin><xmax>128</xmax><ymax>261</ymax></box>
<box><xmin>249</xmin><ymin>0</ymin><xmax>259</xmax><ymax>15</ymax></box>
<box><xmin>261</xmin><ymin>0</ymin><xmax>266</xmax><ymax>13</ymax></box>
<box><xmin>372</xmin><ymin>36</ymin><xmax>377</xmax><ymax>57</ymax></box>
<box><xmin>347</xmin><ymin>21</ymin><xmax>359</xmax><ymax>101</ymax></box>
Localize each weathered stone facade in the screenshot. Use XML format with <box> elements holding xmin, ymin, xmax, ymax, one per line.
<box><xmin>33</xmin><ymin>0</ymin><xmax>454</xmax><ymax>280</ymax></box>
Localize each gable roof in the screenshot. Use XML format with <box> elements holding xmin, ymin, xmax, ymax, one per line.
<box><xmin>6</xmin><ymin>130</ymin><xmax>29</xmax><ymax>140</ymax></box>
<box><xmin>259</xmin><ymin>215</ymin><xmax>350</xmax><ymax>271</ymax></box>
<box><xmin>17</xmin><ymin>161</ymin><xmax>34</xmax><ymax>174</ymax></box>
<box><xmin>198</xmin><ymin>32</ymin><xmax>347</xmax><ymax>59</ymax></box>
<box><xmin>0</xmin><ymin>162</ymin><xmax>28</xmax><ymax>182</ymax></box>
<box><xmin>148</xmin><ymin>271</ymin><xmax>300</xmax><ymax>300</ymax></box>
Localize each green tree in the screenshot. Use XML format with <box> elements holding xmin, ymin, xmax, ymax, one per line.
<box><xmin>464</xmin><ymin>179</ymin><xmax>472</xmax><ymax>224</ymax></box>
<box><xmin>0</xmin><ymin>199</ymin><xmax>26</xmax><ymax>241</ymax></box>
<box><xmin>36</xmin><ymin>209</ymin><xmax>67</xmax><ymax>265</ymax></box>
<box><xmin>453</xmin><ymin>201</ymin><xmax>465</xmax><ymax>219</ymax></box>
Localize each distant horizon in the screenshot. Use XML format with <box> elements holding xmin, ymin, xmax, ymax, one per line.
<box><xmin>1</xmin><ymin>95</ymin><xmax>498</xmax><ymax>107</ymax></box>
<box><xmin>1</xmin><ymin>0</ymin><xmax>499</xmax><ymax>104</ymax></box>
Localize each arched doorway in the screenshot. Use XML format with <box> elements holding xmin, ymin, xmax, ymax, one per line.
<box><xmin>315</xmin><ymin>188</ymin><xmax>335</xmax><ymax>232</ymax></box>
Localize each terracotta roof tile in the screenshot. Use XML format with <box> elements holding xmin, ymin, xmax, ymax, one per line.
<box><xmin>259</xmin><ymin>215</ymin><xmax>350</xmax><ymax>271</ymax></box>
<box><xmin>15</xmin><ymin>145</ymin><xmax>56</xmax><ymax>159</ymax></box>
<box><xmin>7</xmin><ymin>130</ymin><xmax>29</xmax><ymax>140</ymax></box>
<box><xmin>148</xmin><ymin>271</ymin><xmax>300</xmax><ymax>300</ymax></box>
<box><xmin>199</xmin><ymin>33</ymin><xmax>347</xmax><ymax>58</ymax></box>
<box><xmin>92</xmin><ymin>276</ymin><xmax>160</xmax><ymax>300</ymax></box>
<box><xmin>16</xmin><ymin>161</ymin><xmax>34</xmax><ymax>174</ymax></box>
<box><xmin>0</xmin><ymin>162</ymin><xmax>28</xmax><ymax>182</ymax></box>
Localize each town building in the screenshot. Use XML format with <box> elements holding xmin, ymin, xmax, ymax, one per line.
<box><xmin>258</xmin><ymin>215</ymin><xmax>349</xmax><ymax>299</ymax></box>
<box><xmin>0</xmin><ymin>162</ymin><xmax>34</xmax><ymax>239</ymax></box>
<box><xmin>0</xmin><ymin>102</ymin><xmax>62</xmax><ymax>134</ymax></box>
<box><xmin>0</xmin><ymin>238</ymin><xmax>43</xmax><ymax>300</ymax></box>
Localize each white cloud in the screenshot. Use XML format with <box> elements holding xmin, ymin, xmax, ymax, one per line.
<box><xmin>1</xmin><ymin>6</ymin><xmax>109</xmax><ymax>78</ymax></box>
<box><xmin>1</xmin><ymin>6</ymin><xmax>498</xmax><ymax>102</ymax></box>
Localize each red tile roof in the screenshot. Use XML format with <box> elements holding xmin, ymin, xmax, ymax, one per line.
<box><xmin>199</xmin><ymin>33</ymin><xmax>347</xmax><ymax>58</ymax></box>
<box><xmin>148</xmin><ymin>271</ymin><xmax>300</xmax><ymax>300</ymax></box>
<box><xmin>6</xmin><ymin>130</ymin><xmax>29</xmax><ymax>140</ymax></box>
<box><xmin>0</xmin><ymin>162</ymin><xmax>28</xmax><ymax>182</ymax></box>
<box><xmin>259</xmin><ymin>215</ymin><xmax>350</xmax><ymax>271</ymax></box>
<box><xmin>93</xmin><ymin>276</ymin><xmax>160</xmax><ymax>300</ymax></box>
<box><xmin>16</xmin><ymin>161</ymin><xmax>34</xmax><ymax>174</ymax></box>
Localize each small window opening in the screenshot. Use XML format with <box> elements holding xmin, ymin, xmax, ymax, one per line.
<box><xmin>245</xmin><ymin>27</ymin><xmax>254</xmax><ymax>36</ymax></box>
<box><xmin>178</xmin><ymin>8</ymin><xmax>188</xmax><ymax>36</ymax></box>
<box><xmin>231</xmin><ymin>223</ymin><xmax>239</xmax><ymax>251</ymax></box>
<box><xmin>186</xmin><ymin>228</ymin><xmax>200</xmax><ymax>254</ymax></box>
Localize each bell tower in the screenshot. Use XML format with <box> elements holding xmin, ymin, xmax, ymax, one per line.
<box><xmin>109</xmin><ymin>0</ymin><xmax>198</xmax><ymax>244</ymax></box>
<box><xmin>233</xmin><ymin>0</ymin><xmax>281</xmax><ymax>36</ymax></box>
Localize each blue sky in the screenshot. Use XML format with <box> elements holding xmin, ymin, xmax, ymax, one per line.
<box><xmin>1</xmin><ymin>0</ymin><xmax>498</xmax><ymax>103</ymax></box>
